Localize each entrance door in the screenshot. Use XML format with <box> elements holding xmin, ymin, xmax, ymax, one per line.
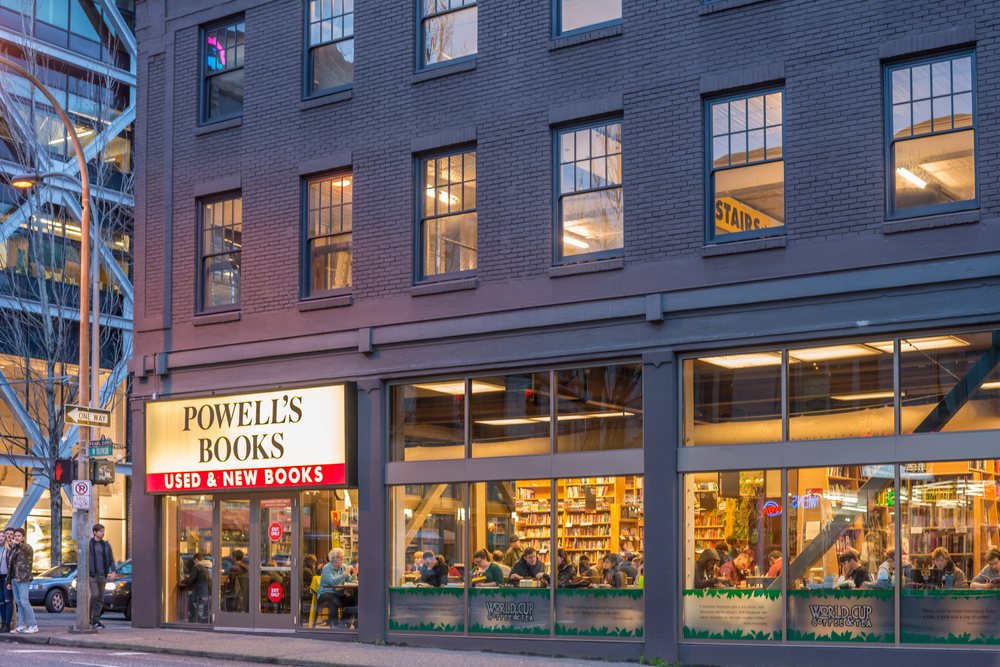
<box><xmin>213</xmin><ymin>495</ymin><xmax>298</xmax><ymax>631</ymax></box>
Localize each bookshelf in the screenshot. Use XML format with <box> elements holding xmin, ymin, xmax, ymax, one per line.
<box><xmin>515</xmin><ymin>484</ymin><xmax>552</xmax><ymax>564</ymax></box>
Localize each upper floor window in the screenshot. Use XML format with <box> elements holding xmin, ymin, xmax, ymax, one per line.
<box><xmin>199</xmin><ymin>196</ymin><xmax>242</xmax><ymax>312</ymax></box>
<box><xmin>556</xmin><ymin>120</ymin><xmax>623</xmax><ymax>262</ymax></box>
<box><xmin>420</xmin><ymin>0</ymin><xmax>477</xmax><ymax>69</ymax></box>
<box><xmin>304</xmin><ymin>172</ymin><xmax>353</xmax><ymax>295</ymax></box>
<box><xmin>887</xmin><ymin>53</ymin><xmax>976</xmax><ymax>218</ymax></box>
<box><xmin>556</xmin><ymin>0</ymin><xmax>621</xmax><ymax>36</ymax></box>
<box><xmin>306</xmin><ymin>0</ymin><xmax>354</xmax><ymax>96</ymax></box>
<box><xmin>707</xmin><ymin>89</ymin><xmax>784</xmax><ymax>243</ymax></box>
<box><xmin>202</xmin><ymin>18</ymin><xmax>245</xmax><ymax>123</ymax></box>
<box><xmin>419</xmin><ymin>149</ymin><xmax>477</xmax><ymax>279</ymax></box>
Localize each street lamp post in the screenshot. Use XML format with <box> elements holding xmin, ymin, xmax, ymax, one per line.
<box><xmin>1</xmin><ymin>55</ymin><xmax>96</xmax><ymax>633</ymax></box>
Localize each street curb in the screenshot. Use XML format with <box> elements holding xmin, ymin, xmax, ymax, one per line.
<box><xmin>0</xmin><ymin>634</ymin><xmax>369</xmax><ymax>667</ymax></box>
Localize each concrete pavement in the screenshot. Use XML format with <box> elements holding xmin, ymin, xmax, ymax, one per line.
<box><xmin>1</xmin><ymin>625</ymin><xmax>645</xmax><ymax>667</ymax></box>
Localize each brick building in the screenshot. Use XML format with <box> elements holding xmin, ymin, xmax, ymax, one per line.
<box><xmin>131</xmin><ymin>0</ymin><xmax>1000</xmax><ymax>663</ymax></box>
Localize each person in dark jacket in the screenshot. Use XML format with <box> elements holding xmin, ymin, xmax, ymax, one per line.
<box><xmin>694</xmin><ymin>548</ymin><xmax>726</xmax><ymax>589</ymax></box>
<box><xmin>555</xmin><ymin>549</ymin><xmax>578</xmax><ymax>588</ymax></box>
<box><xmin>838</xmin><ymin>548</ymin><xmax>872</xmax><ymax>589</ymax></box>
<box><xmin>509</xmin><ymin>547</ymin><xmax>548</xmax><ymax>584</ymax></box>
<box><xmin>183</xmin><ymin>552</ymin><xmax>211</xmax><ymax>622</ymax></box>
<box><xmin>88</xmin><ymin>524</ymin><xmax>116</xmax><ymax>629</ymax></box>
<box><xmin>419</xmin><ymin>552</ymin><xmax>449</xmax><ymax>587</ymax></box>
<box><xmin>602</xmin><ymin>553</ymin><xmax>627</xmax><ymax>589</ymax></box>
<box><xmin>7</xmin><ymin>527</ymin><xmax>37</xmax><ymax>633</ymax></box>
<box><xmin>577</xmin><ymin>554</ymin><xmax>593</xmax><ymax>577</ymax></box>
<box><xmin>227</xmin><ymin>549</ymin><xmax>250</xmax><ymax>612</ymax></box>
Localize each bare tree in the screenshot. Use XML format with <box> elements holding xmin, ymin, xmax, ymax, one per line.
<box><xmin>0</xmin><ymin>0</ymin><xmax>133</xmax><ymax>566</ymax></box>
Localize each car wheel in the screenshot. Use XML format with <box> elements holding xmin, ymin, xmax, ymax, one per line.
<box><xmin>124</xmin><ymin>599</ymin><xmax>132</xmax><ymax>621</ymax></box>
<box><xmin>45</xmin><ymin>588</ymin><xmax>66</xmax><ymax>613</ymax></box>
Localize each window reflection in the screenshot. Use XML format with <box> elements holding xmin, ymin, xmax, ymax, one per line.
<box><xmin>470</xmin><ymin>373</ymin><xmax>551</xmax><ymax>458</ymax></box>
<box><xmin>683</xmin><ymin>353</ymin><xmax>782</xmax><ymax>446</ymax></box>
<box><xmin>421</xmin><ymin>150</ymin><xmax>477</xmax><ymax>277</ymax></box>
<box><xmin>422</xmin><ymin>1</ymin><xmax>477</xmax><ymax>67</ymax></box>
<box><xmin>201</xmin><ymin>197</ymin><xmax>242</xmax><ymax>310</ymax></box>
<box><xmin>307</xmin><ymin>0</ymin><xmax>354</xmax><ymax>94</ymax></box>
<box><xmin>559</xmin><ymin>0</ymin><xmax>621</xmax><ymax>34</ymax></box>
<box><xmin>390</xmin><ymin>381</ymin><xmax>466</xmax><ymax>461</ymax></box>
<box><xmin>555</xmin><ymin>364</ymin><xmax>642</xmax><ymax>452</ymax></box>
<box><xmin>557</xmin><ymin>122</ymin><xmax>623</xmax><ymax>259</ymax></box>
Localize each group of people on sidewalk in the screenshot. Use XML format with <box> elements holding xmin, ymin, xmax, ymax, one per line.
<box><xmin>0</xmin><ymin>523</ymin><xmax>117</xmax><ymax>635</ymax></box>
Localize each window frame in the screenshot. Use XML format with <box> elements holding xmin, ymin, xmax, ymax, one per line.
<box><xmin>704</xmin><ymin>85</ymin><xmax>786</xmax><ymax>245</ymax></box>
<box><xmin>301</xmin><ymin>170</ymin><xmax>354</xmax><ymax>299</ymax></box>
<box><xmin>414</xmin><ymin>145</ymin><xmax>478</xmax><ymax>283</ymax></box>
<box><xmin>552</xmin><ymin>117</ymin><xmax>625</xmax><ymax>266</ymax></box>
<box><xmin>302</xmin><ymin>0</ymin><xmax>354</xmax><ymax>99</ymax></box>
<box><xmin>884</xmin><ymin>50</ymin><xmax>979</xmax><ymax>221</ymax></box>
<box><xmin>196</xmin><ymin>192</ymin><xmax>242</xmax><ymax>315</ymax></box>
<box><xmin>416</xmin><ymin>0</ymin><xmax>478</xmax><ymax>72</ymax></box>
<box><xmin>200</xmin><ymin>16</ymin><xmax>245</xmax><ymax>125</ymax></box>
<box><xmin>552</xmin><ymin>0</ymin><xmax>622</xmax><ymax>39</ymax></box>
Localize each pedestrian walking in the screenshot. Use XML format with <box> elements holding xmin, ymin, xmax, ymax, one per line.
<box><xmin>6</xmin><ymin>527</ymin><xmax>38</xmax><ymax>634</ymax></box>
<box><xmin>0</xmin><ymin>526</ymin><xmax>15</xmax><ymax>632</ymax></box>
<box><xmin>89</xmin><ymin>523</ymin><xmax>116</xmax><ymax>630</ymax></box>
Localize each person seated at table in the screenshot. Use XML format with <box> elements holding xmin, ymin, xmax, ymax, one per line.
<box><xmin>694</xmin><ymin>549</ymin><xmax>726</xmax><ymax>589</ymax></box>
<box><xmin>931</xmin><ymin>547</ymin><xmax>967</xmax><ymax>589</ymax></box>
<box><xmin>447</xmin><ymin>559</ymin><xmax>461</xmax><ymax>578</ymax></box>
<box><xmin>874</xmin><ymin>547</ymin><xmax>895</xmax><ymax>589</ymax></box>
<box><xmin>503</xmin><ymin>535</ymin><xmax>525</xmax><ymax>568</ymax></box>
<box><xmin>419</xmin><ymin>552</ymin><xmax>449</xmax><ymax>587</ymax></box>
<box><xmin>596</xmin><ymin>553</ymin><xmax>624</xmax><ymax>589</ymax></box>
<box><xmin>472</xmin><ymin>549</ymin><xmax>505</xmax><ymax>586</ymax></box>
<box><xmin>719</xmin><ymin>549</ymin><xmax>750</xmax><ymax>586</ymax></box>
<box><xmin>577</xmin><ymin>554</ymin><xmax>593</xmax><ymax>578</ymax></box>
<box><xmin>301</xmin><ymin>554</ymin><xmax>317</xmax><ymax>604</ymax></box>
<box><xmin>724</xmin><ymin>535</ymin><xmax>741</xmax><ymax>565</ymax></box>
<box><xmin>620</xmin><ymin>554</ymin><xmax>639</xmax><ymax>582</ymax></box>
<box><xmin>555</xmin><ymin>549</ymin><xmax>578</xmax><ymax>588</ymax></box>
<box><xmin>837</xmin><ymin>548</ymin><xmax>872</xmax><ymax>589</ymax></box>
<box><xmin>409</xmin><ymin>551</ymin><xmax>424</xmax><ymax>573</ymax></box>
<box><xmin>509</xmin><ymin>547</ymin><xmax>548</xmax><ymax>585</ymax></box>
<box><xmin>634</xmin><ymin>556</ymin><xmax>644</xmax><ymax>589</ymax></box>
<box><xmin>765</xmin><ymin>550</ymin><xmax>782</xmax><ymax>577</ymax></box>
<box><xmin>318</xmin><ymin>548</ymin><xmax>357</xmax><ymax>627</ymax></box>
<box><xmin>493</xmin><ymin>550</ymin><xmax>511</xmax><ymax>578</ymax></box>
<box><xmin>972</xmin><ymin>548</ymin><xmax>1000</xmax><ymax>589</ymax></box>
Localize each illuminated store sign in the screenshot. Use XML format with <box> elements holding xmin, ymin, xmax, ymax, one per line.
<box><xmin>145</xmin><ymin>385</ymin><xmax>355</xmax><ymax>492</ymax></box>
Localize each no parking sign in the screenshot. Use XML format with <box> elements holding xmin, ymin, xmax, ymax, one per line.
<box><xmin>72</xmin><ymin>480</ymin><xmax>92</xmax><ymax>510</ymax></box>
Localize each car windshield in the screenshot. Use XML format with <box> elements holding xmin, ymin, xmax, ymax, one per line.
<box><xmin>39</xmin><ymin>564</ymin><xmax>76</xmax><ymax>578</ymax></box>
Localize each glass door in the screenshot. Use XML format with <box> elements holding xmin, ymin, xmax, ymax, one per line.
<box><xmin>211</xmin><ymin>495</ymin><xmax>298</xmax><ymax>630</ymax></box>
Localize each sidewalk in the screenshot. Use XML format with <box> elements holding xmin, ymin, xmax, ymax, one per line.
<box><xmin>0</xmin><ymin>625</ymin><xmax>643</xmax><ymax>667</ymax></box>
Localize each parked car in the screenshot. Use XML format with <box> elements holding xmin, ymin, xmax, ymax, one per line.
<box><xmin>28</xmin><ymin>563</ymin><xmax>76</xmax><ymax>613</ymax></box>
<box><xmin>69</xmin><ymin>559</ymin><xmax>134</xmax><ymax>620</ymax></box>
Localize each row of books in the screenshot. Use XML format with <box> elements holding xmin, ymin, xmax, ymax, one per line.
<box><xmin>908</xmin><ymin>532</ymin><xmax>969</xmax><ymax>556</ymax></box>
<box><xmin>564</xmin><ymin>538</ymin><xmax>610</xmax><ymax>550</ymax></box>
<box><xmin>908</xmin><ymin>505</ymin><xmax>970</xmax><ymax>528</ymax></box>
<box><xmin>565</xmin><ymin>485</ymin><xmax>613</xmax><ymax>498</ymax></box>
<box><xmin>561</xmin><ymin>511</ymin><xmax>611</xmax><ymax>524</ymax></box>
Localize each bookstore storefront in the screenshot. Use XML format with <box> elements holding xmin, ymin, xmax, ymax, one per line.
<box><xmin>680</xmin><ymin>329</ymin><xmax>1000</xmax><ymax>651</ymax></box>
<box><xmin>385</xmin><ymin>363</ymin><xmax>646</xmax><ymax>640</ymax></box>
<box><xmin>146</xmin><ymin>384</ymin><xmax>359</xmax><ymax>632</ymax></box>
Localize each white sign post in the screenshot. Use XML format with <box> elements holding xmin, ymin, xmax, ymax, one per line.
<box><xmin>72</xmin><ymin>480</ymin><xmax>92</xmax><ymax>510</ymax></box>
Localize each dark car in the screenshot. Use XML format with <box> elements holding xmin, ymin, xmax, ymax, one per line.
<box><xmin>69</xmin><ymin>559</ymin><xmax>133</xmax><ymax>620</ymax></box>
<box><xmin>28</xmin><ymin>564</ymin><xmax>76</xmax><ymax>613</ymax></box>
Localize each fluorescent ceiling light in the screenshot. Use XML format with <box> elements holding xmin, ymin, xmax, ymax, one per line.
<box><xmin>830</xmin><ymin>391</ymin><xmax>894</xmax><ymax>401</ymax></box>
<box><xmin>412</xmin><ymin>380</ymin><xmax>505</xmax><ymax>396</ymax></box>
<box><xmin>897</xmin><ymin>336</ymin><xmax>970</xmax><ymax>352</ymax></box>
<box><xmin>475</xmin><ymin>418</ymin><xmax>538</xmax><ymax>426</ymax></box>
<box><xmin>981</xmin><ymin>381</ymin><xmax>1000</xmax><ymax>390</ymax></box>
<box><xmin>699</xmin><ymin>352</ymin><xmax>782</xmax><ymax>369</ymax></box>
<box><xmin>426</xmin><ymin>188</ymin><xmax>459</xmax><ymax>205</ymax></box>
<box><xmin>48</xmin><ymin>128</ymin><xmax>94</xmax><ymax>145</ymax></box>
<box><xmin>530</xmin><ymin>411</ymin><xmax>632</xmax><ymax>422</ymax></box>
<box><xmin>563</xmin><ymin>236</ymin><xmax>589</xmax><ymax>249</ymax></box>
<box><xmin>897</xmin><ymin>167</ymin><xmax>927</xmax><ymax>189</ymax></box>
<box><xmin>332</xmin><ymin>179</ymin><xmax>350</xmax><ymax>187</ymax></box>
<box><xmin>789</xmin><ymin>344</ymin><xmax>882</xmax><ymax>362</ymax></box>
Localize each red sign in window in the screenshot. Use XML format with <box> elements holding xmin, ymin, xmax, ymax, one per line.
<box><xmin>267</xmin><ymin>582</ymin><xmax>283</xmax><ymax>603</ymax></box>
<box><xmin>268</xmin><ymin>522</ymin><xmax>284</xmax><ymax>542</ymax></box>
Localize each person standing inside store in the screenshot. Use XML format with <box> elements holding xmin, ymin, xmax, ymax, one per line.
<box><xmin>502</xmin><ymin>535</ymin><xmax>525</xmax><ymax>568</ymax></box>
<box><xmin>931</xmin><ymin>547</ymin><xmax>967</xmax><ymax>589</ymax></box>
<box><xmin>0</xmin><ymin>526</ymin><xmax>14</xmax><ymax>633</ymax></box>
<box><xmin>89</xmin><ymin>523</ymin><xmax>116</xmax><ymax>629</ymax></box>
<box><xmin>419</xmin><ymin>552</ymin><xmax>449</xmax><ymax>587</ymax></box>
<box><xmin>492</xmin><ymin>550</ymin><xmax>511</xmax><ymax>578</ymax></box>
<box><xmin>183</xmin><ymin>552</ymin><xmax>210</xmax><ymax>622</ymax></box>
<box><xmin>971</xmin><ymin>548</ymin><xmax>1000</xmax><ymax>589</ymax></box>
<box><xmin>6</xmin><ymin>527</ymin><xmax>38</xmax><ymax>634</ymax></box>
<box><xmin>317</xmin><ymin>548</ymin><xmax>356</xmax><ymax>627</ymax></box>
<box><xmin>227</xmin><ymin>549</ymin><xmax>250</xmax><ymax>612</ymax></box>
<box><xmin>509</xmin><ymin>547</ymin><xmax>548</xmax><ymax>585</ymax></box>
<box><xmin>472</xmin><ymin>549</ymin><xmax>505</xmax><ymax>586</ymax></box>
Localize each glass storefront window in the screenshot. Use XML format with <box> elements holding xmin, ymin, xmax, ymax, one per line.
<box><xmin>301</xmin><ymin>489</ymin><xmax>359</xmax><ymax>630</ymax></box>
<box><xmin>788</xmin><ymin>342</ymin><xmax>894</xmax><ymax>440</ymax></box>
<box><xmin>470</xmin><ymin>373</ymin><xmax>551</xmax><ymax>459</ymax></box>
<box><xmin>787</xmin><ymin>466</ymin><xmax>895</xmax><ymax>642</ymax></box>
<box><xmin>555</xmin><ymin>364</ymin><xmax>642</xmax><ymax>452</ymax></box>
<box><xmin>259</xmin><ymin>499</ymin><xmax>293</xmax><ymax>617</ymax></box>
<box><xmin>162</xmin><ymin>495</ymin><xmax>214</xmax><ymax>624</ymax></box>
<box><xmin>390</xmin><ymin>381</ymin><xmax>466</xmax><ymax>461</ymax></box>
<box><xmin>684</xmin><ymin>353</ymin><xmax>782</xmax><ymax>446</ymax></box>
<box><xmin>219</xmin><ymin>499</ymin><xmax>250</xmax><ymax>615</ymax></box>
<box><xmin>389</xmin><ymin>483</ymin><xmax>466</xmax><ymax>632</ymax></box>
<box><xmin>900</xmin><ymin>333</ymin><xmax>1000</xmax><ymax>434</ymax></box>
<box><xmin>901</xmin><ymin>459</ymin><xmax>1000</xmax><ymax>644</ymax></box>
<box><xmin>683</xmin><ymin>470</ymin><xmax>781</xmax><ymax>641</ymax></box>
<box><xmin>555</xmin><ymin>476</ymin><xmax>644</xmax><ymax>637</ymax></box>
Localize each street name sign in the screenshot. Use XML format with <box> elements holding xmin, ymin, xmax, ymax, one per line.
<box><xmin>89</xmin><ymin>445</ymin><xmax>113</xmax><ymax>457</ymax></box>
<box><xmin>66</xmin><ymin>405</ymin><xmax>111</xmax><ymax>427</ymax></box>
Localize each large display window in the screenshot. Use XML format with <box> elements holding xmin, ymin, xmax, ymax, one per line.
<box><xmin>162</xmin><ymin>495</ymin><xmax>214</xmax><ymax>624</ymax></box>
<box><xmin>301</xmin><ymin>489</ymin><xmax>359</xmax><ymax>630</ymax></box>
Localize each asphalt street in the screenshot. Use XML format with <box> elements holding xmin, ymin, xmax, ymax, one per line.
<box><xmin>0</xmin><ymin>646</ymin><xmax>266</xmax><ymax>667</ymax></box>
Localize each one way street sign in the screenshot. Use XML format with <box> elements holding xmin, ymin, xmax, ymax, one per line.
<box><xmin>65</xmin><ymin>405</ymin><xmax>111</xmax><ymax>428</ymax></box>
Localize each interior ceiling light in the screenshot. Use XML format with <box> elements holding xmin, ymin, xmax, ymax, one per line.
<box><xmin>981</xmin><ymin>381</ymin><xmax>1000</xmax><ymax>390</ymax></box>
<box><xmin>699</xmin><ymin>352</ymin><xmax>782</xmax><ymax>369</ymax></box>
<box><xmin>789</xmin><ymin>344</ymin><xmax>883</xmax><ymax>362</ymax></box>
<box><xmin>563</xmin><ymin>236</ymin><xmax>589</xmax><ymax>249</ymax></box>
<box><xmin>830</xmin><ymin>391</ymin><xmax>894</xmax><ymax>401</ymax></box>
<box><xmin>413</xmin><ymin>380</ymin><xmax>505</xmax><ymax>396</ymax></box>
<box><xmin>332</xmin><ymin>179</ymin><xmax>350</xmax><ymax>187</ymax></box>
<box><xmin>897</xmin><ymin>336</ymin><xmax>971</xmax><ymax>352</ymax></box>
<box><xmin>529</xmin><ymin>411</ymin><xmax>632</xmax><ymax>422</ymax></box>
<box><xmin>897</xmin><ymin>167</ymin><xmax>927</xmax><ymax>189</ymax></box>
<box><xmin>475</xmin><ymin>418</ymin><xmax>538</xmax><ymax>426</ymax></box>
